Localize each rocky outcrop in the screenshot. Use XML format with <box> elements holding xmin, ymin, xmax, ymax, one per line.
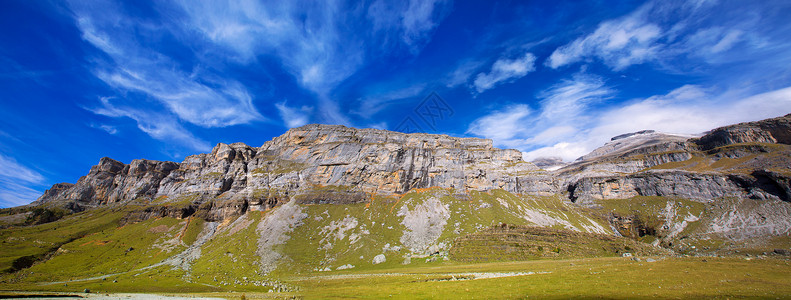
<box><xmin>694</xmin><ymin>113</ymin><xmax>791</xmax><ymax>150</ymax></box>
<box><xmin>569</xmin><ymin>171</ymin><xmax>755</xmax><ymax>204</ymax></box>
<box><xmin>34</xmin><ymin>157</ymin><xmax>178</xmax><ymax>210</ymax></box>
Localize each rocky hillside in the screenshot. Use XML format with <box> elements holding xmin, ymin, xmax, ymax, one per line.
<box><xmin>1</xmin><ymin>114</ymin><xmax>790</xmax><ymax>291</ymax></box>
<box><xmin>33</xmin><ymin>114</ymin><xmax>791</xmax><ymax>214</ymax></box>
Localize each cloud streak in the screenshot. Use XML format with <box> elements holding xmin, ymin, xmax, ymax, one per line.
<box><xmin>70</xmin><ymin>1</ymin><xmax>264</xmax><ymax>150</ymax></box>
<box><xmin>546</xmin><ymin>4</ymin><xmax>661</xmax><ymax>70</ymax></box>
<box><xmin>469</xmin><ymin>80</ymin><xmax>791</xmax><ymax>162</ymax></box>
<box><xmin>176</xmin><ymin>0</ymin><xmax>449</xmax><ymax>124</ymax></box>
<box><xmin>275</xmin><ymin>101</ymin><xmax>313</xmax><ymax>128</ymax></box>
<box><xmin>0</xmin><ymin>154</ymin><xmax>45</xmax><ymax>207</ymax></box>
<box><xmin>467</xmin><ymin>73</ymin><xmax>614</xmax><ymax>152</ymax></box>
<box><xmin>88</xmin><ymin>97</ymin><xmax>211</xmax><ymax>152</ymax></box>
<box><xmin>474</xmin><ymin>53</ymin><xmax>536</xmax><ymax>93</ymax></box>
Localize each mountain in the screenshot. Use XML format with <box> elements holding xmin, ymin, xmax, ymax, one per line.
<box><xmin>1</xmin><ymin>114</ymin><xmax>790</xmax><ymax>293</ymax></box>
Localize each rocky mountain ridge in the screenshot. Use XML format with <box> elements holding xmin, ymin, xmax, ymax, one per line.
<box><xmin>35</xmin><ymin>114</ymin><xmax>791</xmax><ymax>217</ymax></box>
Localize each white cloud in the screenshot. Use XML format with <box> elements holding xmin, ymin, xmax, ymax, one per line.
<box><xmin>0</xmin><ymin>154</ymin><xmax>45</xmax><ymax>207</ymax></box>
<box><xmin>88</xmin><ymin>97</ymin><xmax>211</xmax><ymax>152</ymax></box>
<box><xmin>0</xmin><ymin>154</ymin><xmax>44</xmax><ymax>185</ymax></box>
<box><xmin>70</xmin><ymin>1</ymin><xmax>264</xmax><ymax>148</ymax></box>
<box><xmin>473</xmin><ymin>53</ymin><xmax>536</xmax><ymax>93</ymax></box>
<box><xmin>536</xmin><ymin>74</ymin><xmax>613</xmax><ymax>122</ymax></box>
<box><xmin>275</xmin><ymin>101</ymin><xmax>313</xmax><ymax>128</ymax></box>
<box><xmin>445</xmin><ymin>60</ymin><xmax>486</xmax><ymax>88</ymax></box>
<box><xmin>96</xmin><ymin>67</ymin><xmax>262</xmax><ymax>128</ymax></box>
<box><xmin>178</xmin><ymin>0</ymin><xmax>446</xmax><ymax>103</ymax></box>
<box><xmin>89</xmin><ymin>123</ymin><xmax>118</xmax><ymax>135</ymax></box>
<box><xmin>401</xmin><ymin>0</ymin><xmax>446</xmax><ymax>50</ymax></box>
<box><xmin>466</xmin><ymin>104</ymin><xmax>531</xmax><ymax>142</ymax></box>
<box><xmin>466</xmin><ymin>74</ymin><xmax>791</xmax><ymax>162</ymax></box>
<box><xmin>368</xmin><ymin>0</ymin><xmax>449</xmax><ymax>52</ymax></box>
<box><xmin>520</xmin><ymin>85</ymin><xmax>791</xmax><ymax>162</ymax></box>
<box><xmin>467</xmin><ymin>73</ymin><xmax>614</xmax><ymax>153</ymax></box>
<box><xmin>710</xmin><ymin>30</ymin><xmax>743</xmax><ymax>53</ymax></box>
<box><xmin>353</xmin><ymin>84</ymin><xmax>426</xmax><ymax>118</ymax></box>
<box><xmin>546</xmin><ymin>5</ymin><xmax>661</xmax><ymax>70</ymax></box>
<box><xmin>546</xmin><ymin>0</ymin><xmax>789</xmax><ymax>73</ymax></box>
<box><xmin>0</xmin><ymin>181</ymin><xmax>44</xmax><ymax>208</ymax></box>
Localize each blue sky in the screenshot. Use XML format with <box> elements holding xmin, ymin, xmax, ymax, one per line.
<box><xmin>2</xmin><ymin>0</ymin><xmax>791</xmax><ymax>207</ymax></box>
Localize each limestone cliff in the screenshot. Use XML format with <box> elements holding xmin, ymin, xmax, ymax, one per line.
<box><xmin>34</xmin><ymin>114</ymin><xmax>791</xmax><ymax>221</ymax></box>
<box><xmin>34</xmin><ymin>124</ymin><xmax>537</xmax><ymax>219</ymax></box>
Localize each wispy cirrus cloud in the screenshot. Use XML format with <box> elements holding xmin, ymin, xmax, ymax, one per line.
<box><xmin>546</xmin><ymin>0</ymin><xmax>791</xmax><ymax>75</ymax></box>
<box><xmin>70</xmin><ymin>1</ymin><xmax>264</xmax><ymax>150</ymax></box>
<box><xmin>0</xmin><ymin>154</ymin><xmax>45</xmax><ymax>207</ymax></box>
<box><xmin>469</xmin><ymin>76</ymin><xmax>791</xmax><ymax>162</ymax></box>
<box><xmin>368</xmin><ymin>0</ymin><xmax>450</xmax><ymax>53</ymax></box>
<box><xmin>275</xmin><ymin>101</ymin><xmax>313</xmax><ymax>128</ymax></box>
<box><xmin>468</xmin><ymin>73</ymin><xmax>614</xmax><ymax>152</ymax></box>
<box><xmin>467</xmin><ymin>104</ymin><xmax>532</xmax><ymax>142</ymax></box>
<box><xmin>352</xmin><ymin>83</ymin><xmax>426</xmax><ymax>118</ymax></box>
<box><xmin>546</xmin><ymin>4</ymin><xmax>661</xmax><ymax>70</ymax></box>
<box><xmin>70</xmin><ymin>0</ymin><xmax>451</xmax><ymax>142</ymax></box>
<box><xmin>176</xmin><ymin>0</ymin><xmax>449</xmax><ymax>124</ymax></box>
<box><xmin>473</xmin><ymin>53</ymin><xmax>536</xmax><ymax>93</ymax></box>
<box><xmin>88</xmin><ymin>97</ymin><xmax>211</xmax><ymax>152</ymax></box>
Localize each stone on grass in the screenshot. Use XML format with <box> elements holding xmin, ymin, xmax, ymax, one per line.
<box><xmin>372</xmin><ymin>254</ymin><xmax>386</xmax><ymax>265</ymax></box>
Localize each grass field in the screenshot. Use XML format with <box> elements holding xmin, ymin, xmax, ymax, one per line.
<box><xmin>2</xmin><ymin>256</ymin><xmax>790</xmax><ymax>299</ymax></box>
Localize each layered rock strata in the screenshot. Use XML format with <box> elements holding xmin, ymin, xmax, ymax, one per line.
<box><xmin>34</xmin><ymin>114</ymin><xmax>791</xmax><ymax>219</ymax></box>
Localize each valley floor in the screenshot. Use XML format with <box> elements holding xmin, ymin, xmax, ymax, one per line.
<box><xmin>3</xmin><ymin>256</ymin><xmax>791</xmax><ymax>299</ymax></box>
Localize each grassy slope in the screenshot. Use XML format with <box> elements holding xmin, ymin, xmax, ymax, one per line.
<box><xmin>0</xmin><ymin>188</ymin><xmax>789</xmax><ymax>297</ymax></box>
<box><xmin>0</xmin><ymin>207</ymin><xmax>127</xmax><ymax>274</ymax></box>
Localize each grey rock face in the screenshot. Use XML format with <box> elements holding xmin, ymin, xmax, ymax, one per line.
<box><xmin>33</xmin><ymin>114</ymin><xmax>791</xmax><ymax>222</ymax></box>
<box><xmin>567</xmin><ymin>171</ymin><xmax>750</xmax><ymax>204</ymax></box>
<box><xmin>694</xmin><ymin>113</ymin><xmax>791</xmax><ymax>150</ymax></box>
<box><xmin>35</xmin><ymin>157</ymin><xmax>178</xmax><ymax>210</ymax></box>
<box><xmin>34</xmin><ymin>125</ymin><xmax>538</xmax><ymax>219</ymax></box>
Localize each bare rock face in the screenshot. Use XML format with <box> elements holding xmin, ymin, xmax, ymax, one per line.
<box><xmin>33</xmin><ymin>114</ymin><xmax>791</xmax><ymax>223</ymax></box>
<box><xmin>34</xmin><ymin>125</ymin><xmax>539</xmax><ymax>219</ymax></box>
<box><xmin>565</xmin><ymin>171</ymin><xmax>787</xmax><ymax>204</ymax></box>
<box><xmin>558</xmin><ymin>114</ymin><xmax>791</xmax><ymax>205</ymax></box>
<box><xmin>34</xmin><ymin>157</ymin><xmax>178</xmax><ymax>211</ymax></box>
<box><xmin>694</xmin><ymin>113</ymin><xmax>791</xmax><ymax>150</ymax></box>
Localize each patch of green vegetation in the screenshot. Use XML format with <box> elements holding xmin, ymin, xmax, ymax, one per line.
<box><xmin>0</xmin><ymin>207</ymin><xmax>72</xmax><ymax>228</ymax></box>
<box><xmin>280</xmin><ymin>194</ymin><xmax>407</xmax><ymax>274</ymax></box>
<box><xmin>13</xmin><ymin>216</ymin><xmax>186</xmax><ymax>283</ymax></box>
<box><xmin>181</xmin><ymin>217</ymin><xmax>205</xmax><ymax>246</ymax></box>
<box><xmin>158</xmin><ymin>193</ymin><xmax>200</xmax><ymax>207</ymax></box>
<box><xmin>290</xmin><ymin>257</ymin><xmax>791</xmax><ymax>299</ymax></box>
<box><xmin>190</xmin><ymin>213</ymin><xmax>273</xmax><ymax>291</ymax></box>
<box><xmin>0</xmin><ymin>208</ymin><xmax>127</xmax><ymax>275</ymax></box>
<box><xmin>24</xmin><ymin>207</ymin><xmax>70</xmax><ymax>225</ymax></box>
<box><xmin>706</xmin><ymin>142</ymin><xmax>785</xmax><ymax>154</ymax></box>
<box><xmin>643</xmin><ymin>156</ymin><xmax>707</xmax><ymax>171</ymax></box>
<box><xmin>595</xmin><ymin>196</ymin><xmax>706</xmax><ymax>247</ymax></box>
<box><xmin>449</xmin><ymin>225</ymin><xmax>664</xmax><ymax>262</ymax></box>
